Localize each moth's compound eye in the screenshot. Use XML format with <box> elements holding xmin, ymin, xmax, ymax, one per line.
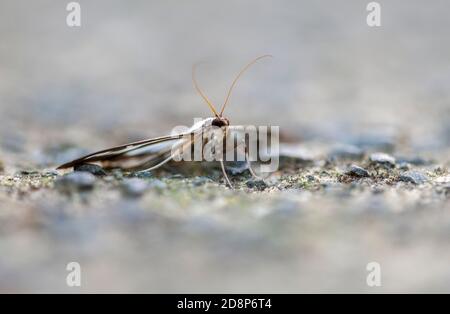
<box><xmin>212</xmin><ymin>118</ymin><xmax>229</xmax><ymax>127</ymax></box>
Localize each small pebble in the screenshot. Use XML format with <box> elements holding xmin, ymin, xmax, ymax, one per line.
<box><xmin>19</xmin><ymin>169</ymin><xmax>39</xmax><ymax>175</ymax></box>
<box><xmin>74</xmin><ymin>164</ymin><xmax>106</xmax><ymax>176</ymax></box>
<box><xmin>399</xmin><ymin>171</ymin><xmax>428</xmax><ymax>185</ymax></box>
<box><xmin>121</xmin><ymin>178</ymin><xmax>149</xmax><ymax>197</ymax></box>
<box><xmin>55</xmin><ymin>171</ymin><xmax>96</xmax><ymax>192</ymax></box>
<box><xmin>246</xmin><ymin>179</ymin><xmax>268</xmax><ymax>190</ymax></box>
<box><xmin>346</xmin><ymin>165</ymin><xmax>370</xmax><ymax>177</ymax></box>
<box><xmin>396</xmin><ymin>156</ymin><xmax>430</xmax><ymax>166</ymax></box>
<box><xmin>328</xmin><ymin>145</ymin><xmax>364</xmax><ymax>160</ymax></box>
<box><xmin>306</xmin><ymin>175</ymin><xmax>316</xmax><ymax>182</ymax></box>
<box><xmin>148</xmin><ymin>179</ymin><xmax>167</xmax><ymax>191</ymax></box>
<box><xmin>226</xmin><ymin>161</ymin><xmax>249</xmax><ymax>175</ymax></box>
<box><xmin>132</xmin><ymin>171</ymin><xmax>152</xmax><ymax>179</ymax></box>
<box><xmin>369</xmin><ymin>152</ymin><xmax>396</xmax><ymax>167</ymax></box>
<box><xmin>192</xmin><ymin>176</ymin><xmax>213</xmax><ymax>186</ymax></box>
<box><xmin>352</xmin><ymin>133</ymin><xmax>395</xmax><ymax>151</ymax></box>
<box><xmin>397</xmin><ymin>162</ymin><xmax>411</xmax><ymax>170</ymax></box>
<box><xmin>111</xmin><ymin>169</ymin><xmax>125</xmax><ymax>179</ymax></box>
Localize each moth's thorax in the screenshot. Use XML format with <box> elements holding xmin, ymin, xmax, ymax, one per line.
<box><xmin>188</xmin><ymin>117</ymin><xmax>214</xmax><ymax>132</ymax></box>
<box><xmin>187</xmin><ymin>117</ymin><xmax>229</xmax><ymax>133</ymax></box>
<box><xmin>211</xmin><ymin>117</ymin><xmax>230</xmax><ymax>128</ymax></box>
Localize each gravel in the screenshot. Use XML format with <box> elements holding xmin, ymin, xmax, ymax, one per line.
<box><xmin>399</xmin><ymin>171</ymin><xmax>429</xmax><ymax>185</ymax></box>
<box><xmin>245</xmin><ymin>178</ymin><xmax>268</xmax><ymax>190</ymax></box>
<box><xmin>74</xmin><ymin>164</ymin><xmax>107</xmax><ymax>176</ymax></box>
<box><xmin>369</xmin><ymin>152</ymin><xmax>396</xmax><ymax>167</ymax></box>
<box><xmin>346</xmin><ymin>165</ymin><xmax>370</xmax><ymax>177</ymax></box>
<box><xmin>328</xmin><ymin>145</ymin><xmax>365</xmax><ymax>161</ymax></box>
<box><xmin>54</xmin><ymin>171</ymin><xmax>96</xmax><ymax>192</ymax></box>
<box><xmin>121</xmin><ymin>178</ymin><xmax>149</xmax><ymax>197</ymax></box>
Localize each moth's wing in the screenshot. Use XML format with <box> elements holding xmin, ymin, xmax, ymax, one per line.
<box><xmin>56</xmin><ymin>133</ymin><xmax>189</xmax><ymax>170</ymax></box>
<box><xmin>94</xmin><ymin>137</ymin><xmax>185</xmax><ymax>171</ymax></box>
<box><xmin>126</xmin><ymin>124</ymin><xmax>215</xmax><ymax>171</ymax></box>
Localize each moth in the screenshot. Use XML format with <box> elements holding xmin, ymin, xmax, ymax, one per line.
<box><xmin>57</xmin><ymin>55</ymin><xmax>272</xmax><ymax>188</ymax></box>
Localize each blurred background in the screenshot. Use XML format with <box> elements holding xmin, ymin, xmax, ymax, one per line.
<box><xmin>0</xmin><ymin>0</ymin><xmax>449</xmax><ymax>165</ymax></box>
<box><xmin>0</xmin><ymin>1</ymin><xmax>449</xmax><ymax>293</ymax></box>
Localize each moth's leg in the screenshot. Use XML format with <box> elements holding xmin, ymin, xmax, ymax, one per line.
<box><xmin>135</xmin><ymin>140</ymin><xmax>185</xmax><ymax>173</ymax></box>
<box><xmin>242</xmin><ymin>142</ymin><xmax>269</xmax><ymax>183</ymax></box>
<box><xmin>236</xmin><ymin>140</ymin><xmax>261</xmax><ymax>180</ymax></box>
<box><xmin>136</xmin><ymin>154</ymin><xmax>174</xmax><ymax>173</ymax></box>
<box><xmin>220</xmin><ymin>160</ymin><xmax>233</xmax><ymax>189</ymax></box>
<box><xmin>210</xmin><ymin>129</ymin><xmax>233</xmax><ymax>188</ymax></box>
<box><xmin>245</xmin><ymin>152</ymin><xmax>261</xmax><ymax>180</ymax></box>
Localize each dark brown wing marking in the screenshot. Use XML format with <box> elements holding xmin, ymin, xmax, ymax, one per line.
<box><xmin>56</xmin><ymin>133</ymin><xmax>188</xmax><ymax>170</ymax></box>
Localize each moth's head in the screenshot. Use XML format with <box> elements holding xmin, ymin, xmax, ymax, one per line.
<box><xmin>192</xmin><ymin>55</ymin><xmax>272</xmax><ymax>128</ymax></box>
<box><xmin>211</xmin><ymin>116</ymin><xmax>230</xmax><ymax>128</ymax></box>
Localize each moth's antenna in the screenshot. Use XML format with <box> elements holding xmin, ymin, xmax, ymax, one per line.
<box><xmin>192</xmin><ymin>63</ymin><xmax>220</xmax><ymax>117</ymax></box>
<box><xmin>219</xmin><ymin>54</ymin><xmax>272</xmax><ymax>116</ymax></box>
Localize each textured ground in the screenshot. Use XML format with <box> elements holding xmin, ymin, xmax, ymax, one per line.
<box><xmin>0</xmin><ymin>1</ymin><xmax>449</xmax><ymax>293</ymax></box>
<box><xmin>1</xmin><ymin>142</ymin><xmax>449</xmax><ymax>293</ymax></box>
